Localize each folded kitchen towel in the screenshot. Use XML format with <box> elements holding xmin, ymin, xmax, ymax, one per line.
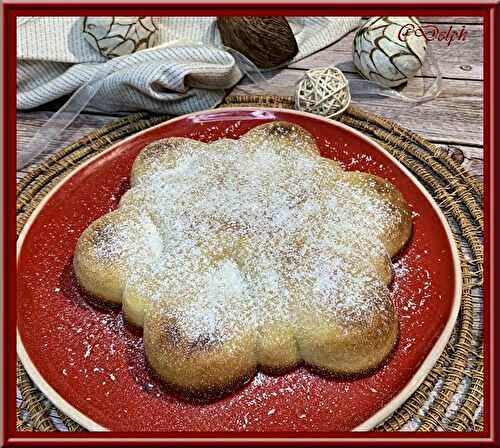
<box><xmin>17</xmin><ymin>16</ymin><xmax>361</xmax><ymax>115</ymax></box>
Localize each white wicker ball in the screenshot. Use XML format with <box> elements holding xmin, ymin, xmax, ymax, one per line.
<box><xmin>295</xmin><ymin>67</ymin><xmax>351</xmax><ymax>119</ymax></box>
<box><xmin>81</xmin><ymin>17</ymin><xmax>159</xmax><ymax>58</ymax></box>
<box><xmin>353</xmin><ymin>17</ymin><xmax>427</xmax><ymax>88</ymax></box>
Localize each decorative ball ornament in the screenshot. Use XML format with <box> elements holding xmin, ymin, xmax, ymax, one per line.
<box><xmin>295</xmin><ymin>67</ymin><xmax>351</xmax><ymax>119</ymax></box>
<box><xmin>353</xmin><ymin>17</ymin><xmax>428</xmax><ymax>88</ymax></box>
<box><xmin>217</xmin><ymin>17</ymin><xmax>298</xmax><ymax>69</ymax></box>
<box><xmin>81</xmin><ymin>17</ymin><xmax>160</xmax><ymax>58</ymax></box>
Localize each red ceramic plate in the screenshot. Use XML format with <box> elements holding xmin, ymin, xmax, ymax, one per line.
<box><xmin>17</xmin><ymin>108</ymin><xmax>461</xmax><ymax>433</ymax></box>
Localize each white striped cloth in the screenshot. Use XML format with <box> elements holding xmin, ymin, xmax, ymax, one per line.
<box><xmin>17</xmin><ymin>16</ymin><xmax>361</xmax><ymax>115</ymax></box>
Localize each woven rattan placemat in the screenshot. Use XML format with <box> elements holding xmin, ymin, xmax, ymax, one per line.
<box><xmin>16</xmin><ymin>95</ymin><xmax>484</xmax><ymax>432</ymax></box>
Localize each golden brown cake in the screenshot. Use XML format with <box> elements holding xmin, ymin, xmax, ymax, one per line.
<box><xmin>74</xmin><ymin>121</ymin><xmax>412</xmax><ymax>400</ymax></box>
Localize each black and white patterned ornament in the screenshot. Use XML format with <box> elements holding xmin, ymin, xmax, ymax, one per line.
<box><xmin>81</xmin><ymin>17</ymin><xmax>159</xmax><ymax>58</ymax></box>
<box><xmin>353</xmin><ymin>17</ymin><xmax>427</xmax><ymax>88</ymax></box>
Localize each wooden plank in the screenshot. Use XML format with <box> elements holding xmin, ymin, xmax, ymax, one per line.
<box><xmin>463</xmin><ymin>156</ymin><xmax>483</xmax><ymax>180</ymax></box>
<box><xmin>16</xmin><ymin>111</ymin><xmax>117</xmax><ymax>167</ymax></box>
<box><xmin>437</xmin><ymin>144</ymin><xmax>483</xmax><ymax>180</ymax></box>
<box><xmin>362</xmin><ymin>17</ymin><xmax>483</xmax><ymax>24</ymax></box>
<box><xmin>231</xmin><ymin>69</ymin><xmax>483</xmax><ymax>146</ymax></box>
<box><xmin>440</xmin><ymin>143</ymin><xmax>482</xmax><ymax>162</ymax></box>
<box><xmin>360</xmin><ymin>17</ymin><xmax>482</xmax><ymax>24</ymax></box>
<box><xmin>290</xmin><ymin>25</ymin><xmax>483</xmax><ymax>81</ymax></box>
<box><xmin>418</xmin><ymin>16</ymin><xmax>483</xmax><ymax>24</ymax></box>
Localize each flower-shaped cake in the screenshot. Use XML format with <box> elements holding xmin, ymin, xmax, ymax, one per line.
<box><xmin>74</xmin><ymin>122</ymin><xmax>412</xmax><ymax>400</ymax></box>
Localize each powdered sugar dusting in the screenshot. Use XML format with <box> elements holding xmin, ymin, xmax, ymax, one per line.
<box><xmin>78</xmin><ymin>124</ymin><xmax>408</xmax><ymax>354</ymax></box>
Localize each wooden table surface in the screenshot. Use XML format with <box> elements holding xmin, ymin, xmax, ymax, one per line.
<box><xmin>16</xmin><ymin>16</ymin><xmax>483</xmax><ymax>182</ymax></box>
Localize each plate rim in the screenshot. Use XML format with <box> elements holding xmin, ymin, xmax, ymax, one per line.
<box><xmin>16</xmin><ymin>107</ymin><xmax>463</xmax><ymax>434</ymax></box>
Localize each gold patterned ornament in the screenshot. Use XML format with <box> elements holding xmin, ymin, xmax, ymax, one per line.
<box><xmin>353</xmin><ymin>17</ymin><xmax>428</xmax><ymax>88</ymax></box>
<box><xmin>295</xmin><ymin>67</ymin><xmax>351</xmax><ymax>119</ymax></box>
<box><xmin>81</xmin><ymin>17</ymin><xmax>159</xmax><ymax>58</ymax></box>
